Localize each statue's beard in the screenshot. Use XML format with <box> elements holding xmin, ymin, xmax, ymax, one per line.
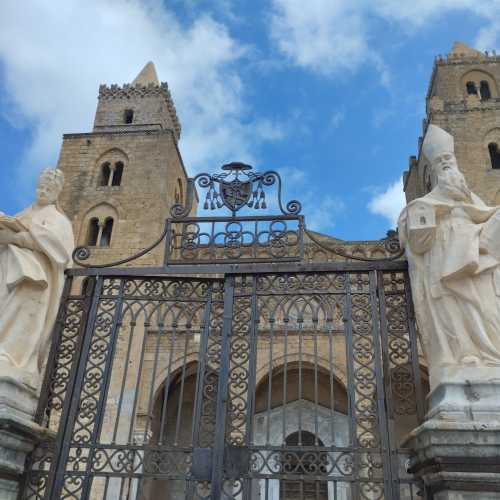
<box><xmin>440</xmin><ymin>181</ymin><xmax>471</xmax><ymax>201</ymax></box>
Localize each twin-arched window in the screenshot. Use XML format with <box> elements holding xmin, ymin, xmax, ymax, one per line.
<box><xmin>99</xmin><ymin>161</ymin><xmax>124</xmax><ymax>186</ymax></box>
<box><xmin>87</xmin><ymin>216</ymin><xmax>114</xmax><ymax>247</ymax></box>
<box><xmin>466</xmin><ymin>80</ymin><xmax>491</xmax><ymax>99</ymax></box>
<box><xmin>463</xmin><ymin>69</ymin><xmax>497</xmax><ymax>101</ymax></box>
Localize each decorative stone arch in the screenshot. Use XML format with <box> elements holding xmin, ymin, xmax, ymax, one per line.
<box><xmin>95</xmin><ymin>147</ymin><xmax>129</xmax><ymax>164</ymax></box>
<box><xmin>151</xmin><ymin>353</ymin><xmax>201</xmax><ymax>404</ymax></box>
<box><xmin>460</xmin><ymin>69</ymin><xmax>498</xmax><ymax>99</ymax></box>
<box><xmin>78</xmin><ymin>202</ymin><xmax>119</xmax><ymax>246</ymax></box>
<box><xmin>255</xmin><ymin>353</ymin><xmax>348</xmax><ymax>390</ymax></box>
<box><xmin>77</xmin><ymin>197</ymin><xmax>126</xmax><ymax>223</ymax></box>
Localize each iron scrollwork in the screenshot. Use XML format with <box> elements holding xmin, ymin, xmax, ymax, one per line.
<box><xmin>171</xmin><ymin>162</ymin><xmax>302</xmax><ymax>218</ymax></box>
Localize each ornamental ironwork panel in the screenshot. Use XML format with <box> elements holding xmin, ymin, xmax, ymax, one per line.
<box><xmin>23</xmin><ymin>162</ymin><xmax>428</xmax><ymax>500</ymax></box>
<box><xmin>71</xmin><ymin>162</ymin><xmax>402</xmax><ymax>271</ymax></box>
<box><xmin>21</xmin><ymin>268</ymin><xmax>428</xmax><ymax>500</ymax></box>
<box><xmin>165</xmin><ymin>216</ymin><xmax>304</xmax><ymax>265</ymax></box>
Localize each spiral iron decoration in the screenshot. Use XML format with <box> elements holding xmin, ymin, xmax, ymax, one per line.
<box><xmin>171</xmin><ymin>162</ymin><xmax>301</xmax><ymax>218</ymax></box>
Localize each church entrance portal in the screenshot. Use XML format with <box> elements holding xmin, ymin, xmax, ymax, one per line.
<box><xmin>21</xmin><ymin>164</ymin><xmax>428</xmax><ymax>500</ymax></box>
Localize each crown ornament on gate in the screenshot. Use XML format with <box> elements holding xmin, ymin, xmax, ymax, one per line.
<box><xmin>170</xmin><ymin>162</ymin><xmax>302</xmax><ymax>218</ymax></box>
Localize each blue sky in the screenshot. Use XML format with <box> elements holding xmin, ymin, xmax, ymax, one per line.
<box><xmin>1</xmin><ymin>0</ymin><xmax>499</xmax><ymax>240</ymax></box>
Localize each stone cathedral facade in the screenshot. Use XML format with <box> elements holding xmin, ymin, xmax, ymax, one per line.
<box><xmin>59</xmin><ymin>42</ymin><xmax>500</xmax><ymax>269</ymax></box>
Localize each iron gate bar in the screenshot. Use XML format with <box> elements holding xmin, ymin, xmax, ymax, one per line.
<box><xmin>242</xmin><ymin>275</ymin><xmax>258</xmax><ymax>500</ymax></box>
<box><xmin>189</xmin><ymin>282</ymin><xmax>214</xmax><ymax>455</ymax></box>
<box><xmin>50</xmin><ymin>276</ymin><xmax>104</xmax><ymax>499</ymax></box>
<box><xmin>368</xmin><ymin>271</ymin><xmax>395</xmax><ymax>497</ymax></box>
<box><xmin>343</xmin><ymin>272</ymin><xmax>360</xmax><ymax>499</ymax></box>
<box><xmin>79</xmin><ymin>278</ymin><xmax>126</xmax><ymax>500</ymax></box>
<box><xmin>377</xmin><ymin>270</ymin><xmax>425</xmax><ymax>497</ymax></box>
<box><xmin>377</xmin><ymin>270</ymin><xmax>403</xmax><ymax>498</ymax></box>
<box><xmin>211</xmin><ymin>275</ymin><xmax>235</xmax><ymax>500</ymax></box>
<box><xmin>67</xmin><ymin>259</ymin><xmax>409</xmax><ymax>277</ymax></box>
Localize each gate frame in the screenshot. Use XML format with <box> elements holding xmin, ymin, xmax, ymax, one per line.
<box><xmin>21</xmin><ymin>162</ymin><xmax>426</xmax><ymax>500</ymax></box>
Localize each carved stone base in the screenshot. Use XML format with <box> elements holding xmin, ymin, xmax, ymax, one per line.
<box><xmin>0</xmin><ymin>376</ymin><xmax>48</xmax><ymax>500</ymax></box>
<box><xmin>404</xmin><ymin>376</ymin><xmax>500</xmax><ymax>498</ymax></box>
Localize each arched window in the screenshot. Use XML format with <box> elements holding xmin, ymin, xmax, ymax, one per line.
<box><xmin>87</xmin><ymin>218</ymin><xmax>100</xmax><ymax>246</ymax></box>
<box><xmin>462</xmin><ymin>71</ymin><xmax>497</xmax><ymax>100</ymax></box>
<box><xmin>100</xmin><ymin>163</ymin><xmax>111</xmax><ymax>186</ymax></box>
<box><xmin>100</xmin><ymin>218</ymin><xmax>114</xmax><ymax>247</ymax></box>
<box><xmin>280</xmin><ymin>431</ymin><xmax>327</xmax><ymax>500</ymax></box>
<box><xmin>489</xmin><ymin>143</ymin><xmax>500</xmax><ymax>169</ymax></box>
<box><xmin>466</xmin><ymin>81</ymin><xmax>477</xmax><ymax>95</ymax></box>
<box><xmin>480</xmin><ymin>80</ymin><xmax>491</xmax><ymax>100</ymax></box>
<box><xmin>124</xmin><ymin>109</ymin><xmax>134</xmax><ymax>124</ymax></box>
<box><xmin>112</xmin><ymin>162</ymin><xmax>124</xmax><ymax>186</ymax></box>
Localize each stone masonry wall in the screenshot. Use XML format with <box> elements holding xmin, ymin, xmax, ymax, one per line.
<box><xmin>57</xmin><ymin>129</ymin><xmax>188</xmax><ymax>266</ymax></box>
<box><xmin>404</xmin><ymin>53</ymin><xmax>500</xmax><ymax>204</ymax></box>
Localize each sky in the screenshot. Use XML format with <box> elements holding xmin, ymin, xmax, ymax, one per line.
<box><xmin>0</xmin><ymin>0</ymin><xmax>499</xmax><ymax>241</ymax></box>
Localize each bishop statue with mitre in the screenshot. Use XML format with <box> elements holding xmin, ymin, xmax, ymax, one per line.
<box><xmin>399</xmin><ymin>124</ymin><xmax>500</xmax><ymax>388</ymax></box>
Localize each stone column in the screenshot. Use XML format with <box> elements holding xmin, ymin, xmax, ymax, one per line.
<box><xmin>403</xmin><ymin>366</ymin><xmax>500</xmax><ymax>499</ymax></box>
<box><xmin>0</xmin><ymin>376</ymin><xmax>49</xmax><ymax>500</ymax></box>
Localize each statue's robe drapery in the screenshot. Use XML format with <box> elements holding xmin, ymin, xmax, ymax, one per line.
<box><xmin>399</xmin><ymin>189</ymin><xmax>500</xmax><ymax>374</ymax></box>
<box><xmin>0</xmin><ymin>204</ymin><xmax>74</xmax><ymax>386</ymax></box>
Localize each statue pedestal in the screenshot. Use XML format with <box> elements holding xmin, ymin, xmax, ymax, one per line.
<box><xmin>404</xmin><ymin>370</ymin><xmax>500</xmax><ymax>499</ymax></box>
<box><xmin>427</xmin><ymin>365</ymin><xmax>500</xmax><ymax>421</ymax></box>
<box><xmin>0</xmin><ymin>376</ymin><xmax>49</xmax><ymax>500</ymax></box>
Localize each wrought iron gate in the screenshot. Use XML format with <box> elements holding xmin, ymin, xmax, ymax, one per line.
<box><xmin>21</xmin><ymin>164</ymin><xmax>428</xmax><ymax>500</ymax></box>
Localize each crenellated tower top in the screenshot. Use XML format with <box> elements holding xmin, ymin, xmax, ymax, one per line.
<box><xmin>93</xmin><ymin>61</ymin><xmax>181</xmax><ymax>141</ymax></box>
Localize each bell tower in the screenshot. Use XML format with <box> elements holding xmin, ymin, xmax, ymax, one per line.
<box><xmin>57</xmin><ymin>62</ymin><xmax>190</xmax><ymax>266</ymax></box>
<box><xmin>404</xmin><ymin>41</ymin><xmax>500</xmax><ymax>204</ymax></box>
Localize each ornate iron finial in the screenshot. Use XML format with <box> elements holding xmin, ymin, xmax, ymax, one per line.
<box><xmin>170</xmin><ymin>162</ymin><xmax>302</xmax><ymax>218</ymax></box>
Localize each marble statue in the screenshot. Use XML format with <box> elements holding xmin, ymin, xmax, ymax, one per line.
<box><xmin>399</xmin><ymin>125</ymin><xmax>500</xmax><ymax>389</ymax></box>
<box><xmin>0</xmin><ymin>168</ymin><xmax>74</xmax><ymax>389</ymax></box>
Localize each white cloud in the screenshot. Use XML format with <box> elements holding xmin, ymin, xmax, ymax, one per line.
<box><xmin>367</xmin><ymin>178</ymin><xmax>405</xmax><ymax>228</ymax></box>
<box><xmin>268</xmin><ymin>0</ymin><xmax>500</xmax><ymax>82</ymax></box>
<box><xmin>271</xmin><ymin>166</ymin><xmax>344</xmax><ymax>233</ymax></box>
<box><xmin>0</xmin><ymin>0</ymin><xmax>283</xmax><ymax>199</ymax></box>
<box><xmin>270</xmin><ymin>0</ymin><xmax>370</xmax><ymax>77</ymax></box>
<box><xmin>305</xmin><ymin>195</ymin><xmax>345</xmax><ymax>232</ymax></box>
